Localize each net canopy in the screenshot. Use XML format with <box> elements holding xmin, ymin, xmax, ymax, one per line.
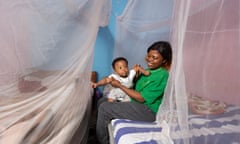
<box><xmin>115</xmin><ymin>0</ymin><xmax>240</xmax><ymax>144</ymax></box>
<box><xmin>0</xmin><ymin>0</ymin><xmax>110</xmax><ymax>143</ymax></box>
<box><xmin>0</xmin><ymin>0</ymin><xmax>240</xmax><ymax>144</ymax></box>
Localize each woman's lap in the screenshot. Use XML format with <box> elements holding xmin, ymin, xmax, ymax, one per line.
<box><xmin>96</xmin><ymin>100</ymin><xmax>156</xmax><ymax>144</ymax></box>
<box><xmin>99</xmin><ymin>101</ymin><xmax>155</xmax><ymax>121</ymax></box>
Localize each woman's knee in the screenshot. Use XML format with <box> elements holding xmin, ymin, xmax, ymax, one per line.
<box><xmin>97</xmin><ymin>102</ymin><xmax>108</xmax><ymax>118</ymax></box>
<box><xmin>97</xmin><ymin>97</ymin><xmax>108</xmax><ymax>108</ymax></box>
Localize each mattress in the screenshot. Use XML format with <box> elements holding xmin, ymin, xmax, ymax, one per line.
<box><xmin>109</xmin><ymin>104</ymin><xmax>240</xmax><ymax>144</ymax></box>
<box><xmin>109</xmin><ymin>119</ymin><xmax>173</xmax><ymax>144</ymax></box>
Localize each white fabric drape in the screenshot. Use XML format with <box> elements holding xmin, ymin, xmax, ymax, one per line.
<box><xmin>114</xmin><ymin>0</ymin><xmax>174</xmax><ymax>68</ymax></box>
<box><xmin>165</xmin><ymin>1</ymin><xmax>240</xmax><ymax>143</ymax></box>
<box><xmin>0</xmin><ymin>0</ymin><xmax>110</xmax><ymax>143</ymax></box>
<box><xmin>115</xmin><ymin>0</ymin><xmax>240</xmax><ymax>144</ymax></box>
<box><xmin>1</xmin><ymin>0</ymin><xmax>240</xmax><ymax>144</ymax></box>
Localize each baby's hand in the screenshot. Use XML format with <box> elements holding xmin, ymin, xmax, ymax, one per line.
<box><xmin>133</xmin><ymin>64</ymin><xmax>150</xmax><ymax>76</ymax></box>
<box><xmin>92</xmin><ymin>82</ymin><xmax>97</xmax><ymax>88</ymax></box>
<box><xmin>133</xmin><ymin>64</ymin><xmax>140</xmax><ymax>71</ymax></box>
<box><xmin>138</xmin><ymin>65</ymin><xmax>145</xmax><ymax>72</ymax></box>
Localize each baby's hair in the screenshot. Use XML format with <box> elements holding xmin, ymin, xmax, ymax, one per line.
<box><xmin>112</xmin><ymin>57</ymin><xmax>128</xmax><ymax>69</ymax></box>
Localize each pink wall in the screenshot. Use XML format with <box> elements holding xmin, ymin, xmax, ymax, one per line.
<box><xmin>183</xmin><ymin>0</ymin><xmax>240</xmax><ymax>105</ymax></box>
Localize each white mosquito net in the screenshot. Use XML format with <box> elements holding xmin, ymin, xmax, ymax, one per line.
<box><xmin>114</xmin><ymin>0</ymin><xmax>240</xmax><ymax>144</ymax></box>
<box><xmin>0</xmin><ymin>0</ymin><xmax>110</xmax><ymax>143</ymax></box>
<box><xmin>1</xmin><ymin>0</ymin><xmax>240</xmax><ymax>144</ymax></box>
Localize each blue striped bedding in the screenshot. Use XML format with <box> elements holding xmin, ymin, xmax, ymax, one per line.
<box><xmin>110</xmin><ymin>119</ymin><xmax>173</xmax><ymax>144</ymax></box>
<box><xmin>109</xmin><ymin>105</ymin><xmax>240</xmax><ymax>144</ymax></box>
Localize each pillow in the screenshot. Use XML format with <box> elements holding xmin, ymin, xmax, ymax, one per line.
<box><xmin>188</xmin><ymin>94</ymin><xmax>226</xmax><ymax>115</ymax></box>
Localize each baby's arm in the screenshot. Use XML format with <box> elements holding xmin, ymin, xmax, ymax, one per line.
<box><xmin>133</xmin><ymin>64</ymin><xmax>150</xmax><ymax>76</ymax></box>
<box><xmin>137</xmin><ymin>65</ymin><xmax>150</xmax><ymax>76</ymax></box>
<box><xmin>92</xmin><ymin>77</ymin><xmax>113</xmax><ymax>88</ymax></box>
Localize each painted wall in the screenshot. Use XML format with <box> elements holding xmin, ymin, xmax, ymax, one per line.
<box><xmin>92</xmin><ymin>27</ymin><xmax>113</xmax><ymax>82</ymax></box>
<box><xmin>92</xmin><ymin>0</ymin><xmax>128</xmax><ymax>83</ymax></box>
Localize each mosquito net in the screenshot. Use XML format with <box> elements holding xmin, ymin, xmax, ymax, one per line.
<box><xmin>0</xmin><ymin>0</ymin><xmax>110</xmax><ymax>143</ymax></box>
<box><xmin>1</xmin><ymin>0</ymin><xmax>240</xmax><ymax>144</ymax></box>
<box><xmin>114</xmin><ymin>0</ymin><xmax>240</xmax><ymax>144</ymax></box>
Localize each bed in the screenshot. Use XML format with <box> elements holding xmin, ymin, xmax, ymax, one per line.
<box><xmin>108</xmin><ymin>95</ymin><xmax>240</xmax><ymax>144</ymax></box>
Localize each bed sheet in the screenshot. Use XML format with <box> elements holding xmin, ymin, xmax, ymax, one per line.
<box><xmin>109</xmin><ymin>105</ymin><xmax>240</xmax><ymax>144</ymax></box>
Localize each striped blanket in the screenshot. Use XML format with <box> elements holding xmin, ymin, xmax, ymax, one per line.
<box><xmin>109</xmin><ymin>105</ymin><xmax>240</xmax><ymax>144</ymax></box>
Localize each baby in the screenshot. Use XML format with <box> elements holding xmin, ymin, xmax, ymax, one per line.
<box><xmin>92</xmin><ymin>57</ymin><xmax>149</xmax><ymax>102</ymax></box>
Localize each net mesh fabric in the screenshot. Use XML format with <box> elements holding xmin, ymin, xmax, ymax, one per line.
<box><xmin>114</xmin><ymin>0</ymin><xmax>240</xmax><ymax>144</ymax></box>
<box><xmin>0</xmin><ymin>0</ymin><xmax>240</xmax><ymax>144</ymax></box>
<box><xmin>0</xmin><ymin>0</ymin><xmax>110</xmax><ymax>143</ymax></box>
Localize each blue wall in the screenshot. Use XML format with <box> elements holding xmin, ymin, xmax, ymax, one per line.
<box><xmin>92</xmin><ymin>0</ymin><xmax>128</xmax><ymax>82</ymax></box>
<box><xmin>92</xmin><ymin>27</ymin><xmax>113</xmax><ymax>82</ymax></box>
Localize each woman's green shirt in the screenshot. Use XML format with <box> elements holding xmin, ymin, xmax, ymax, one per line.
<box><xmin>133</xmin><ymin>67</ymin><xmax>169</xmax><ymax>113</ymax></box>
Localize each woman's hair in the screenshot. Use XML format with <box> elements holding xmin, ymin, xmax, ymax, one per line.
<box><xmin>147</xmin><ymin>41</ymin><xmax>172</xmax><ymax>68</ymax></box>
<box><xmin>111</xmin><ymin>57</ymin><xmax>128</xmax><ymax>69</ymax></box>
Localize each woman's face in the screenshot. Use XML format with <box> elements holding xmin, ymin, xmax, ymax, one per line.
<box><xmin>145</xmin><ymin>50</ymin><xmax>164</xmax><ymax>70</ymax></box>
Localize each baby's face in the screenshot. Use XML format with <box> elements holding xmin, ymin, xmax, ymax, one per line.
<box><xmin>114</xmin><ymin>60</ymin><xmax>129</xmax><ymax>77</ymax></box>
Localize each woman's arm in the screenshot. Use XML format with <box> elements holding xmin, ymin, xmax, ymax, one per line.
<box><xmin>110</xmin><ymin>78</ymin><xmax>145</xmax><ymax>102</ymax></box>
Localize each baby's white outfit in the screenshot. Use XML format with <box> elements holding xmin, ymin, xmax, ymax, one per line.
<box><xmin>105</xmin><ymin>69</ymin><xmax>136</xmax><ymax>102</ymax></box>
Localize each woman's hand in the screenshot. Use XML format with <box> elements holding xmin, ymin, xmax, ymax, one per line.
<box><xmin>110</xmin><ymin>78</ymin><xmax>121</xmax><ymax>88</ymax></box>
<box><xmin>110</xmin><ymin>77</ymin><xmax>145</xmax><ymax>102</ymax></box>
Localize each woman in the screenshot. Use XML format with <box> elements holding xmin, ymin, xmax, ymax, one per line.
<box><xmin>96</xmin><ymin>41</ymin><xmax>172</xmax><ymax>144</ymax></box>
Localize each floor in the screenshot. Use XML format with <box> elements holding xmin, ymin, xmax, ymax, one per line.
<box><xmin>87</xmin><ymin>126</ymin><xmax>100</xmax><ymax>144</ymax></box>
<box><xmin>87</xmin><ymin>96</ymin><xmax>100</xmax><ymax>144</ymax></box>
<box><xmin>87</xmin><ymin>114</ymin><xmax>100</xmax><ymax>143</ymax></box>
